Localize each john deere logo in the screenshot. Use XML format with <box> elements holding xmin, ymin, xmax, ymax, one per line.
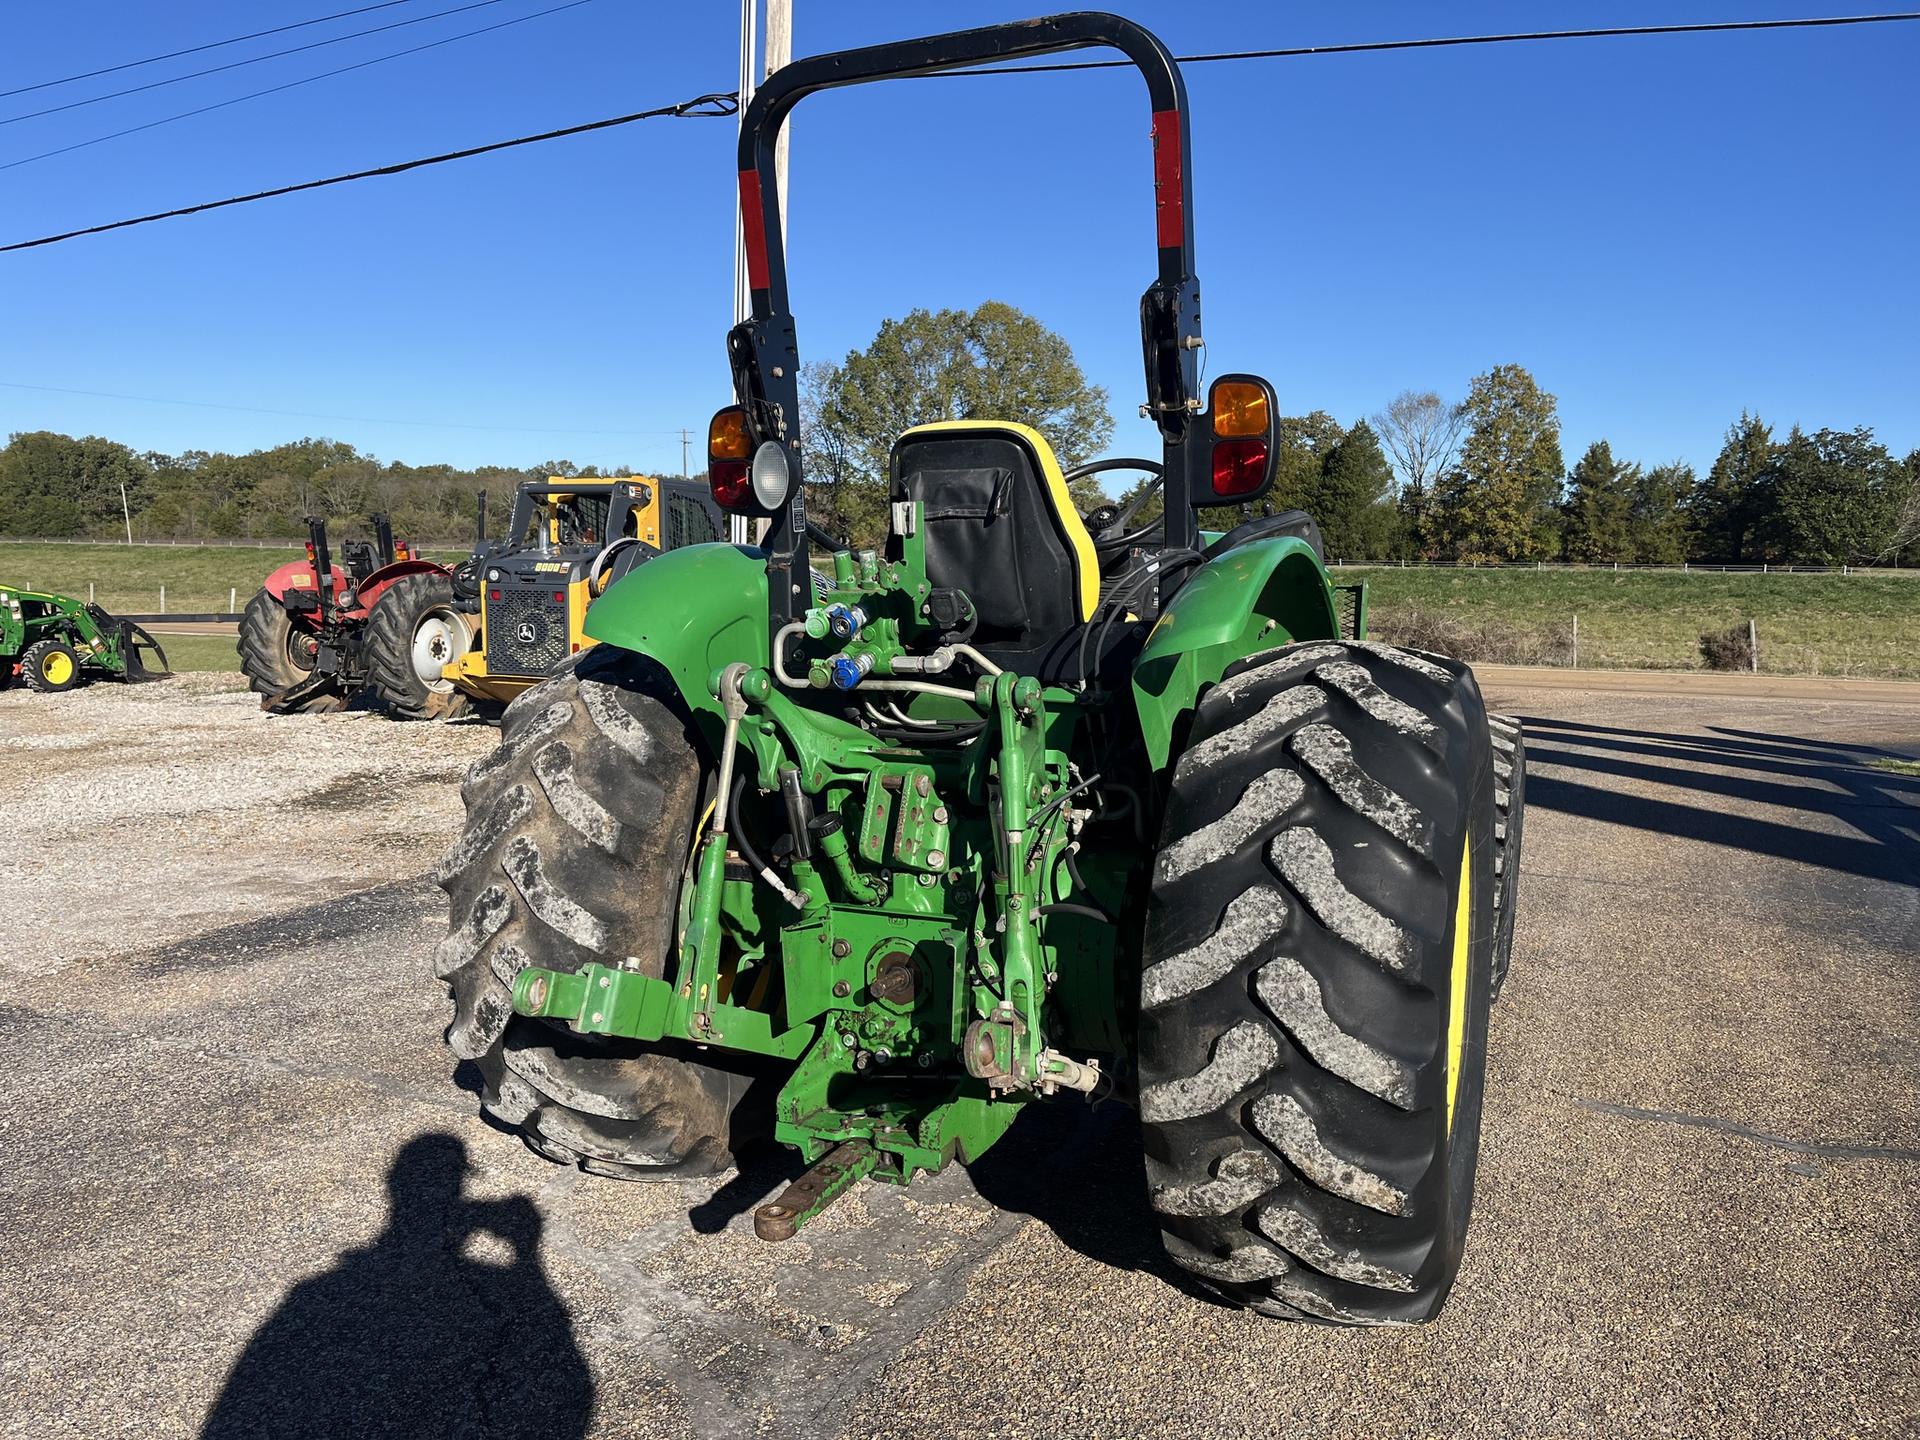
<box><xmin>516</xmin><ymin>620</ymin><xmax>538</xmax><ymax>645</ymax></box>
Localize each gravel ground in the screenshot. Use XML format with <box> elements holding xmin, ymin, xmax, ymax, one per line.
<box><xmin>0</xmin><ymin>675</ymin><xmax>496</xmax><ymax>974</ymax></box>
<box><xmin>1</xmin><ymin>671</ymin><xmax>1915</xmax><ymax>1439</ymax></box>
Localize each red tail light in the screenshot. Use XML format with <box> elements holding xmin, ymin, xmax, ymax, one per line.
<box><xmin>709</xmin><ymin>405</ymin><xmax>754</xmax><ymax>512</ymax></box>
<box><xmin>552</xmin><ymin>590</ymin><xmax>566</xmax><ymax>603</ymax></box>
<box><xmin>1210</xmin><ymin>438</ymin><xmax>1269</xmax><ymax>498</ymax></box>
<box><xmin>710</xmin><ymin>458</ymin><xmax>752</xmax><ymax>511</ymax></box>
<box><xmin>304</xmin><ymin>541</ymin><xmax>317</xmax><ymax>566</ymax></box>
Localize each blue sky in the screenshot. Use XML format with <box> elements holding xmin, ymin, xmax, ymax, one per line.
<box><xmin>3</xmin><ymin>2</ymin><xmax>1916</xmax><ymax>482</ymax></box>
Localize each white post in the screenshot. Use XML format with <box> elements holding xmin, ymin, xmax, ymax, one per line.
<box><xmin>120</xmin><ymin>477</ymin><xmax>133</xmax><ymax>545</ymax></box>
<box><xmin>1571</xmin><ymin>613</ymin><xmax>1579</xmax><ymax>669</ymax></box>
<box><xmin>89</xmin><ymin>581</ymin><xmax>95</xmax><ymax>603</ymax></box>
<box><xmin>732</xmin><ymin>0</ymin><xmax>760</xmax><ymax>330</ymax></box>
<box><xmin>765</xmin><ymin>0</ymin><xmax>791</xmax><ymax>251</ymax></box>
<box><xmin>230</xmin><ymin>586</ymin><xmax>237</xmax><ymax>613</ymax></box>
<box><xmin>1748</xmin><ymin>618</ymin><xmax>1758</xmax><ymax>673</ymax></box>
<box><xmin>728</xmin><ymin>0</ymin><xmax>764</xmax><ymax>548</ymax></box>
<box><xmin>159</xmin><ymin>584</ymin><xmax>165</xmax><ymax>613</ymax></box>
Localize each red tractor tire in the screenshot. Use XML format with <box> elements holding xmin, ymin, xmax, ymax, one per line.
<box><xmin>363</xmin><ymin>572</ymin><xmax>474</xmax><ymax>721</ymax></box>
<box><xmin>237</xmin><ymin>588</ymin><xmax>343</xmax><ymax>713</ymax></box>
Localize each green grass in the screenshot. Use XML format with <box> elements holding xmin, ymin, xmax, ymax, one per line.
<box><xmin>6</xmin><ymin>542</ymin><xmax>1918</xmax><ymax>680</ymax></box>
<box><xmin>153</xmin><ymin>634</ymin><xmax>243</xmax><ymax>674</ymax></box>
<box><xmin>1869</xmin><ymin>757</ymin><xmax>1920</xmax><ymax>776</ymax></box>
<box><xmin>1348</xmin><ymin>566</ymin><xmax>1920</xmax><ymax>679</ymax></box>
<box><xmin>0</xmin><ymin>540</ymin><xmax>461</xmax><ymax>615</ymax></box>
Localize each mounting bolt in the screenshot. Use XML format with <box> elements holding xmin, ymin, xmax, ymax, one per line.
<box><xmin>833</xmin><ymin>980</ymin><xmax>851</xmax><ymax>998</ymax></box>
<box><xmin>926</xmin><ymin>849</ymin><xmax>946</xmax><ymax>869</ymax></box>
<box><xmin>841</xmin><ymin>1032</ymin><xmax>857</xmax><ymax>1049</ymax></box>
<box><xmin>831</xmin><ymin>939</ymin><xmax>851</xmax><ymax>958</ymax></box>
<box><xmin>915</xmin><ymin>775</ymin><xmax>931</xmax><ymax>797</ymax></box>
<box><xmin>932</xmin><ymin>806</ymin><xmax>948</xmax><ymax>825</ymax></box>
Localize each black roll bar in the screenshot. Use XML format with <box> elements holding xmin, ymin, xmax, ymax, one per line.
<box><xmin>728</xmin><ymin>12</ymin><xmax>1206</xmax><ymax>626</ymax></box>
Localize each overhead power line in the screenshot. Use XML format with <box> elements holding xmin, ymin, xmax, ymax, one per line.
<box><xmin>930</xmin><ymin>11</ymin><xmax>1920</xmax><ymax>76</ymax></box>
<box><xmin>0</xmin><ymin>0</ymin><xmax>598</xmax><ymax>172</ymax></box>
<box><xmin>0</xmin><ymin>1</ymin><xmax>421</xmax><ymax>100</ymax></box>
<box><xmin>5</xmin><ymin>11</ymin><xmax>1916</xmax><ymax>253</ymax></box>
<box><xmin>2</xmin><ymin>0</ymin><xmax>517</xmax><ymax>128</ymax></box>
<box><xmin>0</xmin><ymin>379</ymin><xmax>692</xmax><ymax>437</ymax></box>
<box><xmin>0</xmin><ymin>92</ymin><xmax>737</xmax><ymax>253</ymax></box>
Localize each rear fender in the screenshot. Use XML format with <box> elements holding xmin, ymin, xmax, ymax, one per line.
<box><xmin>582</xmin><ymin>543</ymin><xmax>770</xmax><ymax>736</ymax></box>
<box><xmin>1129</xmin><ymin>536</ymin><xmax>1340</xmax><ymax>769</ymax></box>
<box><xmin>354</xmin><ymin>559</ymin><xmax>452</xmax><ymax>612</ymax></box>
<box><xmin>260</xmin><ymin>559</ymin><xmax>349</xmax><ymax>612</ymax></box>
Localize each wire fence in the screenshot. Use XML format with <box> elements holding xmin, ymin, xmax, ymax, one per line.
<box><xmin>0</xmin><ymin>535</ymin><xmax>474</xmax><ymax>550</ymax></box>
<box><xmin>1330</xmin><ymin>559</ymin><xmax>1919</xmax><ymax>577</ymax></box>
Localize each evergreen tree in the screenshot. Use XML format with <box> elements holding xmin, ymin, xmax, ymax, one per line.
<box><xmin>1430</xmin><ymin>364</ymin><xmax>1564</xmax><ymax>564</ymax></box>
<box><xmin>1757</xmin><ymin>426</ymin><xmax>1903</xmax><ymax>565</ymax></box>
<box><xmin>1306</xmin><ymin>420</ymin><xmax>1401</xmax><ymax>561</ymax></box>
<box><xmin>1685</xmin><ymin>411</ymin><xmax>1774</xmax><ymax>562</ymax></box>
<box><xmin>1628</xmin><ymin>461</ymin><xmax>1696</xmax><ymax>563</ymax></box>
<box><xmin>1560</xmin><ymin>440</ymin><xmax>1636</xmax><ymax>563</ymax></box>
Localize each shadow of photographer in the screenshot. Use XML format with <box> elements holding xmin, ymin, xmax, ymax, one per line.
<box><xmin>202</xmin><ymin>1133</ymin><xmax>592</xmax><ymax>1439</ymax></box>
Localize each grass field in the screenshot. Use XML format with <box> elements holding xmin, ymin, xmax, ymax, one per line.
<box><xmin>6</xmin><ymin>542</ymin><xmax>1916</xmax><ymax>680</ymax></box>
<box><xmin>1352</xmin><ymin>566</ymin><xmax>1920</xmax><ymax>679</ymax></box>
<box><xmin>151</xmin><ymin>634</ymin><xmax>245</xmax><ymax>674</ymax></box>
<box><xmin>0</xmin><ymin>540</ymin><xmax>461</xmax><ymax>615</ymax></box>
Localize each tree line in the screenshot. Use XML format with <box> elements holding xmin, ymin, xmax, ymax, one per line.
<box><xmin>6</xmin><ymin>302</ymin><xmax>1916</xmax><ymax>567</ymax></box>
<box><xmin>0</xmin><ymin>432</ymin><xmax>649</xmax><ymax>544</ymax></box>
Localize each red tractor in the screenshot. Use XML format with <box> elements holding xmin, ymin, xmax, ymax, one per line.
<box><xmin>237</xmin><ymin>513</ymin><xmax>455</xmax><ymax>713</ymax></box>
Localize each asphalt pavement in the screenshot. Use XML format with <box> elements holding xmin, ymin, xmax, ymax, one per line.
<box><xmin>1</xmin><ymin>671</ymin><xmax>1915</xmax><ymax>1439</ymax></box>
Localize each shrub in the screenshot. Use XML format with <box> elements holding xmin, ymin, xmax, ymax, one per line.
<box><xmin>1699</xmin><ymin>623</ymin><xmax>1756</xmax><ymax>671</ymax></box>
<box><xmin>1369</xmin><ymin>606</ymin><xmax>1576</xmax><ymax>666</ymax></box>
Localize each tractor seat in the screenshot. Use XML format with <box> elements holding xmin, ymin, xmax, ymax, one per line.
<box><xmin>888</xmin><ymin>422</ymin><xmax>1099</xmax><ymax>674</ymax></box>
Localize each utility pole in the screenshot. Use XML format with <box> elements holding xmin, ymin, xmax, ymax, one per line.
<box><xmin>680</xmin><ymin>427</ymin><xmax>692</xmax><ymax>479</ymax></box>
<box><xmin>765</xmin><ymin>0</ymin><xmax>791</xmax><ymax>249</ymax></box>
<box><xmin>731</xmin><ymin>0</ymin><xmax>792</xmax><ymax>543</ymax></box>
<box><xmin>119</xmin><ymin>475</ymin><xmax>133</xmax><ymax>545</ymax></box>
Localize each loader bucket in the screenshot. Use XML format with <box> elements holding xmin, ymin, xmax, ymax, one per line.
<box><xmin>119</xmin><ymin>622</ymin><xmax>170</xmax><ymax>681</ymax></box>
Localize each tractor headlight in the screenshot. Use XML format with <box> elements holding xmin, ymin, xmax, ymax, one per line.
<box><xmin>750</xmin><ymin>441</ymin><xmax>791</xmax><ymax>511</ymax></box>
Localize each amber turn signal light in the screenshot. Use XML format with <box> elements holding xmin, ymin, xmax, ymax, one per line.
<box><xmin>1209</xmin><ymin>379</ymin><xmax>1269</xmax><ymax>438</ymax></box>
<box><xmin>708</xmin><ymin>405</ymin><xmax>751</xmax><ymax>462</ymax></box>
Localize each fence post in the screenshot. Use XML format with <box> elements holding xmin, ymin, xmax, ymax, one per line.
<box><xmin>159</xmin><ymin>585</ymin><xmax>165</xmax><ymax>614</ymax></box>
<box><xmin>88</xmin><ymin>582</ymin><xmax>95</xmax><ymax>603</ymax></box>
<box><xmin>230</xmin><ymin>586</ymin><xmax>237</xmax><ymax>613</ymax></box>
<box><xmin>1571</xmin><ymin>613</ymin><xmax>1579</xmax><ymax>669</ymax></box>
<box><xmin>1749</xmin><ymin>618</ymin><xmax>1759</xmax><ymax>673</ymax></box>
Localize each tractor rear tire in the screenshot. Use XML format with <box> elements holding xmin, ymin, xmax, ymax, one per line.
<box><xmin>436</xmin><ymin>649</ymin><xmax>761</xmax><ymax>1179</ymax></box>
<box><xmin>1138</xmin><ymin>640</ymin><xmax>1497</xmax><ymax>1325</ymax></box>
<box><xmin>364</xmin><ymin>573</ymin><xmax>473</xmax><ymax>721</ymax></box>
<box><xmin>1489</xmin><ymin>714</ymin><xmax>1526</xmax><ymax>1000</ymax></box>
<box><xmin>22</xmin><ymin>639</ymin><xmax>81</xmax><ymax>693</ymax></box>
<box><xmin>237</xmin><ymin>588</ymin><xmax>343</xmax><ymax>713</ymax></box>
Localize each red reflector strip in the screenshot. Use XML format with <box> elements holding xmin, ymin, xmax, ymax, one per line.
<box><xmin>488</xmin><ymin>589</ymin><xmax>501</xmax><ymax>601</ymax></box>
<box><xmin>1151</xmin><ymin>108</ymin><xmax>1184</xmax><ymax>249</ymax></box>
<box><xmin>738</xmin><ymin>169</ymin><xmax>770</xmax><ymax>291</ymax></box>
<box><xmin>552</xmin><ymin>591</ymin><xmax>566</xmax><ymax>603</ymax></box>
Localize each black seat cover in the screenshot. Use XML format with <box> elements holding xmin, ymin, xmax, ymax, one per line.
<box><xmin>889</xmin><ymin>427</ymin><xmax>1094</xmax><ymax>661</ymax></box>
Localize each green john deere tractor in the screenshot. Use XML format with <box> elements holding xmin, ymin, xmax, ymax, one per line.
<box><xmin>1</xmin><ymin>583</ymin><xmax>169</xmax><ymax>693</ymax></box>
<box><xmin>437</xmin><ymin>12</ymin><xmax>1526</xmax><ymax>1325</ymax></box>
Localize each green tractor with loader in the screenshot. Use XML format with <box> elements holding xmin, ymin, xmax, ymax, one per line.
<box><xmin>1</xmin><ymin>583</ymin><xmax>169</xmax><ymax>693</ymax></box>
<box><xmin>436</xmin><ymin>12</ymin><xmax>1526</xmax><ymax>1324</ymax></box>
